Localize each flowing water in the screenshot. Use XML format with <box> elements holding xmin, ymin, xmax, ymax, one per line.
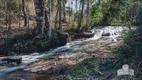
<box><xmin>0</xmin><ymin>26</ymin><xmax>136</xmax><ymax>80</ymax></box>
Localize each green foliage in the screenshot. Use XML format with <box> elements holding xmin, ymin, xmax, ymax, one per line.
<box><xmin>111</xmin><ymin>28</ymin><xmax>142</xmax><ymax>71</ymax></box>
<box><xmin>79</xmin><ymin>18</ymin><xmax>89</xmax><ymax>32</ymax></box>
<box><xmin>72</xmin><ymin>22</ymin><xmax>78</xmax><ymax>30</ymax></box>
<box><xmin>70</xmin><ymin>58</ymin><xmax>123</xmax><ymax>78</ymax></box>
<box><xmin>70</xmin><ymin>58</ymin><xmax>102</xmax><ymax>78</ymax></box>
<box><xmin>100</xmin><ymin>60</ymin><xmax>118</xmax><ymax>71</ymax></box>
<box><xmin>136</xmin><ymin>8</ymin><xmax>142</xmax><ymax>26</ymax></box>
<box><xmin>91</xmin><ymin>4</ymin><xmax>103</xmax><ymax>25</ymax></box>
<box><xmin>90</xmin><ymin>0</ymin><xmax>140</xmax><ymax>25</ymax></box>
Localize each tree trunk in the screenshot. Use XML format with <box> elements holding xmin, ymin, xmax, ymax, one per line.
<box><xmin>86</xmin><ymin>0</ymin><xmax>90</xmax><ymax>29</ymax></box>
<box><xmin>62</xmin><ymin>0</ymin><xmax>66</xmax><ymax>22</ymax></box>
<box><xmin>78</xmin><ymin>0</ymin><xmax>85</xmax><ymax>32</ymax></box>
<box><xmin>47</xmin><ymin>0</ymin><xmax>51</xmax><ymax>38</ymax></box>
<box><xmin>7</xmin><ymin>0</ymin><xmax>12</xmax><ymax>32</ymax></box>
<box><xmin>18</xmin><ymin>0</ymin><xmax>21</xmax><ymax>28</ymax></box>
<box><xmin>4</xmin><ymin>0</ymin><xmax>8</xmax><ymax>30</ymax></box>
<box><xmin>57</xmin><ymin>0</ymin><xmax>62</xmax><ymax>30</ymax></box>
<box><xmin>33</xmin><ymin>0</ymin><xmax>44</xmax><ymax>35</ymax></box>
<box><xmin>22</xmin><ymin>0</ymin><xmax>28</xmax><ymax>27</ymax></box>
<box><xmin>54</xmin><ymin>8</ymin><xmax>59</xmax><ymax>29</ymax></box>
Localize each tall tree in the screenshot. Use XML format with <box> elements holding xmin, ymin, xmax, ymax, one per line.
<box><xmin>33</xmin><ymin>0</ymin><xmax>44</xmax><ymax>34</ymax></box>
<box><xmin>86</xmin><ymin>0</ymin><xmax>91</xmax><ymax>29</ymax></box>
<box><xmin>54</xmin><ymin>8</ymin><xmax>59</xmax><ymax>29</ymax></box>
<box><xmin>57</xmin><ymin>0</ymin><xmax>62</xmax><ymax>30</ymax></box>
<box><xmin>62</xmin><ymin>0</ymin><xmax>67</xmax><ymax>22</ymax></box>
<box><xmin>33</xmin><ymin>0</ymin><xmax>51</xmax><ymax>37</ymax></box>
<box><xmin>4</xmin><ymin>0</ymin><xmax>8</xmax><ymax>30</ymax></box>
<box><xmin>78</xmin><ymin>0</ymin><xmax>85</xmax><ymax>32</ymax></box>
<box><xmin>7</xmin><ymin>0</ymin><xmax>12</xmax><ymax>32</ymax></box>
<box><xmin>47</xmin><ymin>0</ymin><xmax>51</xmax><ymax>38</ymax></box>
<box><xmin>18</xmin><ymin>0</ymin><xmax>21</xmax><ymax>28</ymax></box>
<box><xmin>22</xmin><ymin>0</ymin><xmax>28</xmax><ymax>27</ymax></box>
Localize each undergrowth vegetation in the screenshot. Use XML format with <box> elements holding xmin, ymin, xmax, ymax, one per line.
<box><xmin>69</xmin><ymin>58</ymin><xmax>101</xmax><ymax>78</ymax></box>
<box><xmin>0</xmin><ymin>30</ymin><xmax>69</xmax><ymax>55</ymax></box>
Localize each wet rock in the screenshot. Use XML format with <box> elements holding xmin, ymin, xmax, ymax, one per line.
<box><xmin>58</xmin><ymin>32</ymin><xmax>71</xmax><ymax>45</ymax></box>
<box><xmin>102</xmin><ymin>33</ymin><xmax>110</xmax><ymax>36</ymax></box>
<box><xmin>2</xmin><ymin>56</ymin><xmax>22</xmax><ymax>65</ymax></box>
<box><xmin>0</xmin><ymin>61</ymin><xmax>7</xmax><ymax>66</ymax></box>
<box><xmin>74</xmin><ymin>32</ymin><xmax>94</xmax><ymax>38</ymax></box>
<box><xmin>82</xmin><ymin>32</ymin><xmax>94</xmax><ymax>38</ymax></box>
<box><xmin>1</xmin><ymin>58</ymin><xmax>7</xmax><ymax>61</ymax></box>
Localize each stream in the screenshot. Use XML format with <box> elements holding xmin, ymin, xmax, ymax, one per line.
<box><xmin>0</xmin><ymin>26</ymin><xmax>136</xmax><ymax>80</ymax></box>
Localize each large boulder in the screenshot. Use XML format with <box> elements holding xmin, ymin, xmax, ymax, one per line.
<box><xmin>58</xmin><ymin>32</ymin><xmax>71</xmax><ymax>45</ymax></box>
